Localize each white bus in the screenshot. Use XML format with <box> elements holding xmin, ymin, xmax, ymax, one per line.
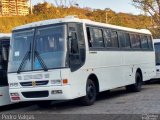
<box><xmin>153</xmin><ymin>39</ymin><xmax>160</xmax><ymax>79</ymax></box>
<box><xmin>8</xmin><ymin>16</ymin><xmax>156</xmax><ymax>107</ymax></box>
<box><xmin>0</xmin><ymin>33</ymin><xmax>11</xmax><ymax>106</ymax></box>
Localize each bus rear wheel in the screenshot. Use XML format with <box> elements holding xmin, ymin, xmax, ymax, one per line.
<box><xmin>80</xmin><ymin>79</ymin><xmax>97</xmax><ymax>106</ymax></box>
<box><xmin>126</xmin><ymin>72</ymin><xmax>142</xmax><ymax>92</ymax></box>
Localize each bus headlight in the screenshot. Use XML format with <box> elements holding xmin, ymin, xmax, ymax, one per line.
<box><xmin>10</xmin><ymin>93</ymin><xmax>19</xmax><ymax>96</ymax></box>
<box><xmin>51</xmin><ymin>80</ymin><xmax>62</xmax><ymax>85</ymax></box>
<box><xmin>9</xmin><ymin>83</ymin><xmax>18</xmax><ymax>87</ymax></box>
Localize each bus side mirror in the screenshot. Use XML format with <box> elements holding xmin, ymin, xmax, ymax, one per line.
<box><xmin>2</xmin><ymin>46</ymin><xmax>8</xmax><ymax>61</ymax></box>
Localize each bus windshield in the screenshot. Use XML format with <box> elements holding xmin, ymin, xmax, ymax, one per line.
<box><xmin>8</xmin><ymin>30</ymin><xmax>33</xmax><ymax>73</ymax></box>
<box><xmin>8</xmin><ymin>25</ymin><xmax>67</xmax><ymax>73</ymax></box>
<box><xmin>33</xmin><ymin>25</ymin><xmax>66</xmax><ymax>70</ymax></box>
<box><xmin>154</xmin><ymin>43</ymin><xmax>160</xmax><ymax>65</ymax></box>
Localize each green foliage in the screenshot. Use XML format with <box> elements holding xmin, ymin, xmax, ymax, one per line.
<box><xmin>0</xmin><ymin>2</ymin><xmax>156</xmax><ymax>37</ymax></box>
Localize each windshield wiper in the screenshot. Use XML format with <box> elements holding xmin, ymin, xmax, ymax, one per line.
<box><xmin>34</xmin><ymin>50</ymin><xmax>48</xmax><ymax>71</ymax></box>
<box><xmin>17</xmin><ymin>43</ymin><xmax>31</xmax><ymax>74</ymax></box>
<box><xmin>17</xmin><ymin>50</ymin><xmax>31</xmax><ymax>74</ymax></box>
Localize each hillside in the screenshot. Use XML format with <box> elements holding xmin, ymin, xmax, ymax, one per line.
<box><xmin>0</xmin><ymin>2</ymin><xmax>157</xmax><ymax>37</ymax></box>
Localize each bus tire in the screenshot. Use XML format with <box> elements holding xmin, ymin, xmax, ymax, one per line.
<box><xmin>126</xmin><ymin>72</ymin><xmax>142</xmax><ymax>92</ymax></box>
<box><xmin>80</xmin><ymin>79</ymin><xmax>97</xmax><ymax>106</ymax></box>
<box><xmin>36</xmin><ymin>101</ymin><xmax>52</xmax><ymax>108</ymax></box>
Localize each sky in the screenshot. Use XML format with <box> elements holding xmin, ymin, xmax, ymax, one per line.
<box><xmin>32</xmin><ymin>0</ymin><xmax>143</xmax><ymax>15</ymax></box>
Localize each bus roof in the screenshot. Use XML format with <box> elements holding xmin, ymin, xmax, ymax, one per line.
<box><xmin>13</xmin><ymin>15</ymin><xmax>151</xmax><ymax>35</ymax></box>
<box><xmin>0</xmin><ymin>33</ymin><xmax>11</xmax><ymax>39</ymax></box>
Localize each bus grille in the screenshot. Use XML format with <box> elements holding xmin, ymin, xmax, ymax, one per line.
<box><xmin>24</xmin><ymin>74</ymin><xmax>43</xmax><ymax>80</ymax></box>
<box><xmin>22</xmin><ymin>91</ymin><xmax>49</xmax><ymax>98</ymax></box>
<box><xmin>20</xmin><ymin>80</ymin><xmax>49</xmax><ymax>87</ymax></box>
<box><xmin>17</xmin><ymin>74</ymin><xmax>50</xmax><ymax>80</ymax></box>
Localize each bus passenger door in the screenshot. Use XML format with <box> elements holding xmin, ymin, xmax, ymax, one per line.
<box><xmin>68</xmin><ymin>23</ymin><xmax>85</xmax><ymax>72</ymax></box>
<box><xmin>68</xmin><ymin>23</ymin><xmax>80</xmax><ymax>72</ymax></box>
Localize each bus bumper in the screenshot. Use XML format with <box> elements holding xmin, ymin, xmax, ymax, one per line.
<box><xmin>9</xmin><ymin>85</ymin><xmax>73</xmax><ymax>102</ymax></box>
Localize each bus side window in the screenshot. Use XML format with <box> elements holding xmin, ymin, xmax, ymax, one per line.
<box><xmin>111</xmin><ymin>30</ymin><xmax>119</xmax><ymax>48</ymax></box>
<box><xmin>124</xmin><ymin>33</ymin><xmax>131</xmax><ymax>48</ymax></box>
<box><xmin>118</xmin><ymin>31</ymin><xmax>131</xmax><ymax>48</ymax></box>
<box><xmin>141</xmin><ymin>35</ymin><xmax>149</xmax><ymax>49</ymax></box>
<box><xmin>130</xmin><ymin>34</ymin><xmax>141</xmax><ymax>48</ymax></box>
<box><xmin>147</xmin><ymin>35</ymin><xmax>153</xmax><ymax>49</ymax></box>
<box><xmin>103</xmin><ymin>29</ymin><xmax>112</xmax><ymax>47</ymax></box>
<box><xmin>91</xmin><ymin>28</ymin><xmax>104</xmax><ymax>48</ymax></box>
<box><xmin>87</xmin><ymin>27</ymin><xmax>104</xmax><ymax>48</ymax></box>
<box><xmin>86</xmin><ymin>27</ymin><xmax>92</xmax><ymax>47</ymax></box>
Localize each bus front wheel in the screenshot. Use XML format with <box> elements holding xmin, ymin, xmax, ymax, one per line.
<box><xmin>80</xmin><ymin>79</ymin><xmax>97</xmax><ymax>106</ymax></box>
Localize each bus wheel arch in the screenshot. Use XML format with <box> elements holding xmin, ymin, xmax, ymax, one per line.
<box><xmin>136</xmin><ymin>68</ymin><xmax>143</xmax><ymax>82</ymax></box>
<box><xmin>126</xmin><ymin>68</ymin><xmax>143</xmax><ymax>92</ymax></box>
<box><xmin>87</xmin><ymin>74</ymin><xmax>99</xmax><ymax>94</ymax></box>
<box><xmin>79</xmin><ymin>74</ymin><xmax>99</xmax><ymax>106</ymax></box>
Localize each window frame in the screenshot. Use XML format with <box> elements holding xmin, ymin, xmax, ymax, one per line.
<box><xmin>140</xmin><ymin>35</ymin><xmax>149</xmax><ymax>49</ymax></box>
<box><xmin>85</xmin><ymin>24</ymin><xmax>153</xmax><ymax>51</ymax></box>
<box><xmin>130</xmin><ymin>33</ymin><xmax>141</xmax><ymax>49</ymax></box>
<box><xmin>147</xmin><ymin>35</ymin><xmax>153</xmax><ymax>50</ymax></box>
<box><xmin>118</xmin><ymin>31</ymin><xmax>131</xmax><ymax>49</ymax></box>
<box><xmin>87</xmin><ymin>26</ymin><xmax>105</xmax><ymax>49</ymax></box>
<box><xmin>109</xmin><ymin>30</ymin><xmax>119</xmax><ymax>48</ymax></box>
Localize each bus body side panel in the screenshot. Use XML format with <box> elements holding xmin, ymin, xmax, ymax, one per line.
<box><xmin>61</xmin><ymin>69</ymin><xmax>87</xmax><ymax>98</ymax></box>
<box><xmin>124</xmin><ymin>51</ymin><xmax>156</xmax><ymax>82</ymax></box>
<box><xmin>8</xmin><ymin>50</ymin><xmax>156</xmax><ymax>102</ymax></box>
<box><xmin>0</xmin><ymin>86</ymin><xmax>11</xmax><ymax>106</ymax></box>
<box><xmin>84</xmin><ymin>51</ymin><xmax>125</xmax><ymax>92</ymax></box>
<box><xmin>77</xmin><ymin>50</ymin><xmax>156</xmax><ymax>93</ymax></box>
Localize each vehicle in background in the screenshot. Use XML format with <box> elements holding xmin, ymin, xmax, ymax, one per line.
<box><xmin>153</xmin><ymin>39</ymin><xmax>160</xmax><ymax>79</ymax></box>
<box><xmin>8</xmin><ymin>16</ymin><xmax>156</xmax><ymax>107</ymax></box>
<box><xmin>0</xmin><ymin>33</ymin><xmax>11</xmax><ymax>106</ymax></box>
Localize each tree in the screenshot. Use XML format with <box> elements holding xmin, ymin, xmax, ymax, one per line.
<box><xmin>33</xmin><ymin>2</ymin><xmax>54</xmax><ymax>14</ymax></box>
<box><xmin>132</xmin><ymin>0</ymin><xmax>160</xmax><ymax>38</ymax></box>
<box><xmin>132</xmin><ymin>0</ymin><xmax>160</xmax><ymax>23</ymax></box>
<box><xmin>0</xmin><ymin>1</ymin><xmax>153</xmax><ymax>37</ymax></box>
